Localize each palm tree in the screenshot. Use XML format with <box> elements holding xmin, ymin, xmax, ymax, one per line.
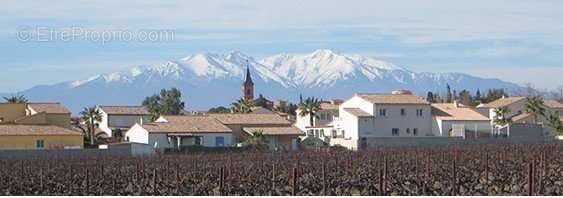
<box><xmin>80</xmin><ymin>106</ymin><xmax>103</xmax><ymax>146</ymax></box>
<box><xmin>525</xmin><ymin>96</ymin><xmax>546</xmax><ymax>124</ymax></box>
<box><xmin>297</xmin><ymin>97</ymin><xmax>321</xmax><ymax>127</ymax></box>
<box><xmin>546</xmin><ymin>113</ymin><xmax>563</xmax><ymax>136</ymax></box>
<box><xmin>3</xmin><ymin>94</ymin><xmax>28</xmax><ymax>103</ymax></box>
<box><xmin>230</xmin><ymin>97</ymin><xmax>254</xmax><ymax>113</ymax></box>
<box><xmin>243</xmin><ymin>130</ymin><xmax>269</xmax><ymax>149</ymax></box>
<box><xmin>493</xmin><ymin>106</ymin><xmax>512</xmax><ymax>136</ymax></box>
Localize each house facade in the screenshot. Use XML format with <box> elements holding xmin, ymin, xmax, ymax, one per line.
<box><xmin>0</xmin><ymin>124</ymin><xmax>83</xmax><ymax>150</ymax></box>
<box><xmin>476</xmin><ymin>97</ymin><xmax>527</xmax><ymax>122</ymax></box>
<box><xmin>125</xmin><ymin>115</ymin><xmax>233</xmax><ymax>151</ymax></box>
<box><xmin>327</xmin><ymin>91</ymin><xmax>432</xmax><ymax>149</ymax></box>
<box><xmin>96</xmin><ymin>106</ymin><xmax>151</xmax><ymax>138</ymax></box>
<box><xmin>295</xmin><ymin>101</ymin><xmax>340</xmax><ymax>132</ymax></box>
<box><xmin>431</xmin><ymin>102</ymin><xmax>491</xmax><ymax>138</ymax></box>
<box><xmin>0</xmin><ymin>103</ymin><xmax>72</xmax><ymax>128</ymax></box>
<box><xmin>242</xmin><ymin>126</ymin><xmax>302</xmax><ymax>150</ymax></box>
<box><xmin>208</xmin><ymin>113</ymin><xmax>302</xmax><ymax>150</ymax></box>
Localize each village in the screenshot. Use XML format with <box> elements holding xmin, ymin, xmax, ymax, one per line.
<box><xmin>0</xmin><ymin>66</ymin><xmax>562</xmax><ymax>157</ymax></box>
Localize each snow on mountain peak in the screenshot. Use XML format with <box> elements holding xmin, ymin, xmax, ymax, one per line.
<box><xmin>258</xmin><ymin>49</ymin><xmax>408</xmax><ymax>87</ymax></box>
<box><xmin>69</xmin><ymin>75</ymin><xmax>100</xmax><ymax>88</ymax></box>
<box><xmin>64</xmin><ymin>49</ymin><xmax>476</xmax><ymax>91</ymax></box>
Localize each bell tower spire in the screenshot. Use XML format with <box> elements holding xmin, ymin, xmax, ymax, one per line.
<box><xmin>242</xmin><ymin>60</ymin><xmax>254</xmax><ymax>100</ymax></box>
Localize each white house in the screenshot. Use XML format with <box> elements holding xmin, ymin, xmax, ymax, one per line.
<box><xmin>476</xmin><ymin>97</ymin><xmax>527</xmax><ymax>122</ymax></box>
<box><xmin>96</xmin><ymin>106</ymin><xmax>151</xmax><ymax>138</ymax></box>
<box><xmin>543</xmin><ymin>100</ymin><xmax>563</xmax><ymax>137</ymax></box>
<box><xmin>295</xmin><ymin>101</ymin><xmax>340</xmax><ymax>141</ymax></box>
<box><xmin>330</xmin><ymin>90</ymin><xmax>432</xmax><ymax>149</ymax></box>
<box><xmin>124</xmin><ymin>115</ymin><xmax>233</xmax><ymax>151</ymax></box>
<box><xmin>431</xmin><ymin>102</ymin><xmax>491</xmax><ymax>138</ymax></box>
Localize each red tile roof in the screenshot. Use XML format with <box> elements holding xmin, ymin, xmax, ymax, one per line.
<box><xmin>0</xmin><ymin>124</ymin><xmax>82</xmax><ymax>136</ymax></box>
<box><xmin>28</xmin><ymin>103</ymin><xmax>70</xmax><ymax>114</ymax></box>
<box><xmin>142</xmin><ymin>116</ymin><xmax>231</xmax><ymax>133</ymax></box>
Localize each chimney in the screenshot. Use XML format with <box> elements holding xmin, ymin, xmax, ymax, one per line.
<box><xmin>453</xmin><ymin>100</ymin><xmax>459</xmax><ymax>108</ymax></box>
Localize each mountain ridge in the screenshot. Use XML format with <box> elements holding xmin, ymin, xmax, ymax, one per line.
<box><xmin>4</xmin><ymin>49</ymin><xmax>521</xmax><ymax>114</ymax></box>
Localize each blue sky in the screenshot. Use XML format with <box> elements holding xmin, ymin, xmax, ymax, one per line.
<box><xmin>1</xmin><ymin>0</ymin><xmax>562</xmax><ymax>92</ymax></box>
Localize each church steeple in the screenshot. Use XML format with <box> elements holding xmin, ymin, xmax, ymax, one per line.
<box><xmin>242</xmin><ymin>60</ymin><xmax>254</xmax><ymax>100</ymax></box>
<box><xmin>244</xmin><ymin>65</ymin><xmax>253</xmax><ymax>84</ymax></box>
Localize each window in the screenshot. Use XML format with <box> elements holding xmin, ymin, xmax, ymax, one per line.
<box><xmin>379</xmin><ymin>109</ymin><xmax>387</xmax><ymax>117</ymax></box>
<box><xmin>392</xmin><ymin>128</ymin><xmax>399</xmax><ymax>136</ymax></box>
<box><xmin>401</xmin><ymin>109</ymin><xmax>406</xmax><ymax>116</ymax></box>
<box><xmin>320</xmin><ymin>129</ymin><xmax>325</xmax><ymax>137</ymax></box>
<box><xmin>416</xmin><ymin>109</ymin><xmax>423</xmax><ymax>117</ymax></box>
<box><xmin>314</xmin><ymin>130</ymin><xmax>320</xmax><ymax>138</ymax></box>
<box><xmin>195</xmin><ymin>137</ymin><xmax>202</xmax><ymax>145</ymax></box>
<box><xmin>36</xmin><ymin>139</ymin><xmax>45</xmax><ymax>148</ymax></box>
<box><xmin>307</xmin><ymin>130</ymin><xmax>314</xmax><ymax>136</ymax></box>
<box><xmin>406</xmin><ymin>128</ymin><xmax>411</xmax><ymax>134</ymax></box>
<box><xmin>215</xmin><ymin>136</ymin><xmax>225</xmax><ymax>147</ymax></box>
<box><xmin>413</xmin><ymin>128</ymin><xmax>419</xmax><ymax>136</ymax></box>
<box><xmin>320</xmin><ymin>113</ymin><xmax>326</xmax><ymax>120</ymax></box>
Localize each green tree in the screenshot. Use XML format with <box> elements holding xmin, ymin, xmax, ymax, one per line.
<box><xmin>80</xmin><ymin>107</ymin><xmax>103</xmax><ymax>146</ymax></box>
<box><xmin>493</xmin><ymin>106</ymin><xmax>512</xmax><ymax>127</ymax></box>
<box><xmin>3</xmin><ymin>94</ymin><xmax>28</xmax><ymax>103</ymax></box>
<box><xmin>298</xmin><ymin>97</ymin><xmax>321</xmax><ymax>127</ymax></box>
<box><xmin>426</xmin><ymin>92</ymin><xmax>435</xmax><ymax>103</ymax></box>
<box><xmin>446</xmin><ymin>84</ymin><xmax>453</xmax><ymax>103</ymax></box>
<box><xmin>113</xmin><ymin>128</ymin><xmax>124</xmax><ymax>142</ymax></box>
<box><xmin>546</xmin><ymin>113</ymin><xmax>563</xmax><ymax>136</ymax></box>
<box><xmin>208</xmin><ymin>106</ymin><xmax>230</xmax><ymax>113</ymax></box>
<box><xmin>525</xmin><ymin>96</ymin><xmax>546</xmax><ymax>124</ymax></box>
<box><xmin>458</xmin><ymin>89</ymin><xmax>472</xmax><ymax>106</ymax></box>
<box><xmin>230</xmin><ymin>97</ymin><xmax>254</xmax><ymax>113</ymax></box>
<box><xmin>273</xmin><ymin>105</ymin><xmax>286</xmax><ymax>113</ymax></box>
<box><xmin>243</xmin><ymin>129</ymin><xmax>269</xmax><ymax>149</ymax></box>
<box><xmin>484</xmin><ymin>89</ymin><xmax>507</xmax><ymax>103</ymax></box>
<box><xmin>142</xmin><ymin>88</ymin><xmax>186</xmax><ymax>120</ymax></box>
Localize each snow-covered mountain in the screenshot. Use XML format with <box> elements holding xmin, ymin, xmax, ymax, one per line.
<box><xmin>8</xmin><ymin>49</ymin><xmax>521</xmax><ymax>114</ymax></box>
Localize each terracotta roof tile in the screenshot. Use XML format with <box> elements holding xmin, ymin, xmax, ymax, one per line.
<box><xmin>99</xmin><ymin>106</ymin><xmax>150</xmax><ymax>115</ymax></box>
<box><xmin>478</xmin><ymin>97</ymin><xmax>526</xmax><ymax>108</ymax></box>
<box><xmin>28</xmin><ymin>103</ymin><xmax>70</xmax><ymax>114</ymax></box>
<box><xmin>0</xmin><ymin>124</ymin><xmax>82</xmax><ymax>136</ymax></box>
<box><xmin>320</xmin><ymin>103</ymin><xmax>339</xmax><ymax>110</ymax></box>
<box><xmin>356</xmin><ymin>93</ymin><xmax>429</xmax><ymax>104</ymax></box>
<box><xmin>243</xmin><ymin>126</ymin><xmax>304</xmax><ymax>135</ymax></box>
<box><xmin>208</xmin><ymin>113</ymin><xmax>290</xmax><ymax>125</ymax></box>
<box><xmin>431</xmin><ymin>103</ymin><xmax>489</xmax><ymax>121</ymax></box>
<box><xmin>343</xmin><ymin>108</ymin><xmax>373</xmax><ymax>117</ymax></box>
<box><xmin>250</xmin><ymin>107</ymin><xmax>274</xmax><ymax>114</ymax></box>
<box><xmin>143</xmin><ymin>116</ymin><xmax>232</xmax><ymax>133</ymax></box>
<box><xmin>545</xmin><ymin>100</ymin><xmax>563</xmax><ymax>109</ymax></box>
<box><xmin>512</xmin><ymin>113</ymin><xmax>533</xmax><ymax>123</ymax></box>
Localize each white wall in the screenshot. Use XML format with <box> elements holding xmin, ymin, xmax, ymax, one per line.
<box><xmin>108</xmin><ymin>115</ymin><xmax>148</xmax><ymax>128</ymax></box>
<box><xmin>97</xmin><ymin>109</ymin><xmax>112</xmax><ymax>137</ymax></box>
<box><xmin>340</xmin><ymin>96</ymin><xmax>374</xmax><ymax>115</ymax></box>
<box><xmin>434</xmin><ymin>120</ymin><xmax>491</xmax><ymax>137</ymax></box>
<box><xmin>369</xmin><ymin>104</ymin><xmax>432</xmax><ymax>137</ymax></box>
<box><xmin>96</xmin><ymin>107</ymin><xmax>150</xmax><ymax>137</ymax></box>
<box><xmin>124</xmin><ymin>124</ymin><xmax>149</xmax><ymax>144</ymax></box>
<box><xmin>335</xmin><ymin>96</ymin><xmax>432</xmax><ymax>140</ymax></box>
<box><xmin>337</xmin><ymin>107</ymin><xmax>359</xmax><ymax>140</ymax></box>
<box><xmin>295</xmin><ymin>109</ymin><xmax>338</xmax><ymax>131</ymax></box>
<box><xmin>148</xmin><ymin>133</ymin><xmax>234</xmax><ymax>150</ymax></box>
